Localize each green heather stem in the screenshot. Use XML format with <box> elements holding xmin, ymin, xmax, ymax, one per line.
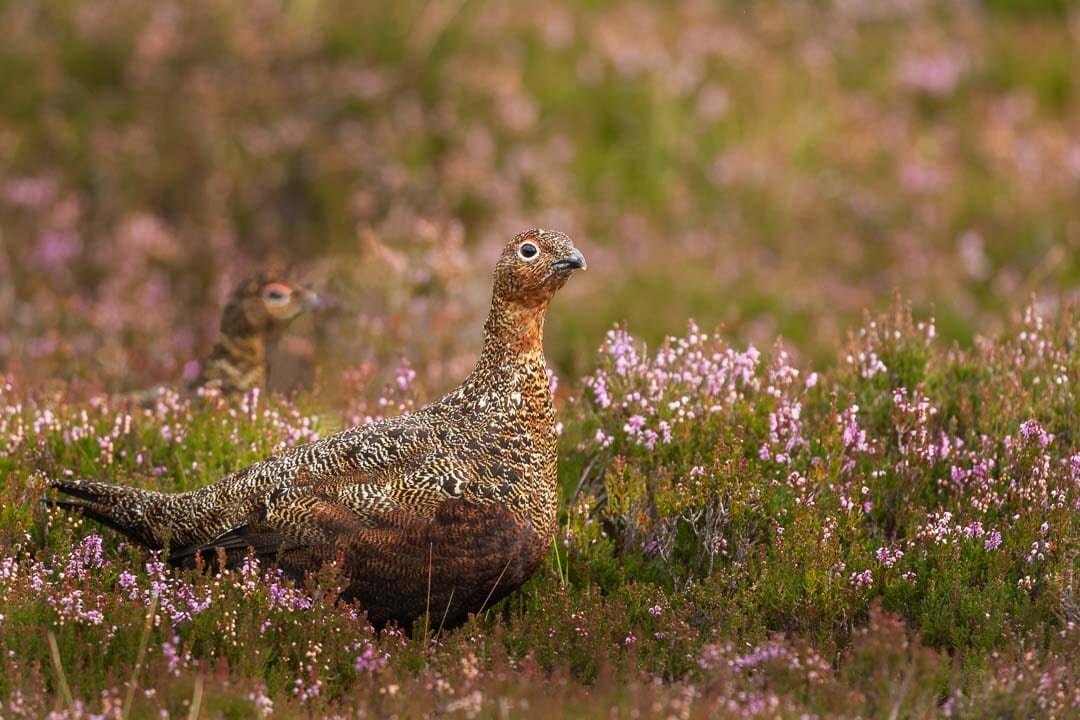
<box><xmin>46</xmin><ymin>630</ymin><xmax>74</xmax><ymax>713</ymax></box>
<box><xmin>123</xmin><ymin>591</ymin><xmax>160</xmax><ymax>720</ymax></box>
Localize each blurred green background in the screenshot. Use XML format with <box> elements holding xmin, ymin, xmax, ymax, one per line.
<box><xmin>0</xmin><ymin>0</ymin><xmax>1077</xmax><ymax>392</ymax></box>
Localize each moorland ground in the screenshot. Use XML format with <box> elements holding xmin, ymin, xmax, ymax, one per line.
<box><xmin>0</xmin><ymin>0</ymin><xmax>1077</xmax><ymax>717</ymax></box>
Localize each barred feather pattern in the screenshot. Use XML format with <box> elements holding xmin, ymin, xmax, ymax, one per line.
<box><xmin>48</xmin><ymin>229</ymin><xmax>585</xmax><ymax>628</ymax></box>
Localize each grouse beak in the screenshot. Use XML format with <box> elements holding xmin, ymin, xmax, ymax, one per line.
<box><xmin>300</xmin><ymin>290</ymin><xmax>321</xmax><ymax>311</ymax></box>
<box><xmin>552</xmin><ymin>248</ymin><xmax>587</xmax><ymax>272</ymax></box>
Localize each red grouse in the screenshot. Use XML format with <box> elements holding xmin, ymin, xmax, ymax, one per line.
<box><xmin>48</xmin><ymin>229</ymin><xmax>586</xmax><ymax>629</ymax></box>
<box><xmin>191</xmin><ymin>271</ymin><xmax>320</xmax><ymax>395</ymax></box>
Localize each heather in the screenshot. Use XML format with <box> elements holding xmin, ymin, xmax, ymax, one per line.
<box><xmin>3</xmin><ymin>0</ymin><xmax>1078</xmax><ymax>387</ymax></box>
<box><xmin>1</xmin><ymin>300</ymin><xmax>1077</xmax><ymax>718</ymax></box>
<box><xmin>2</xmin><ymin>0</ymin><xmax>1079</xmax><ymax>717</ymax></box>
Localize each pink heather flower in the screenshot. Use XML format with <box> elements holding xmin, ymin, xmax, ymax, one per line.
<box><xmin>1025</xmin><ymin>540</ymin><xmax>1050</xmax><ymax>565</ymax></box>
<box><xmin>603</xmin><ymin>328</ymin><xmax>642</xmax><ymax>377</ymax></box>
<box><xmin>718</xmin><ymin>639</ymin><xmax>831</xmax><ymax>677</ymax></box>
<box><xmin>984</xmin><ymin>529</ymin><xmax>1002</xmax><ymax>552</ymax></box>
<box><xmin>0</xmin><ymin>557</ymin><xmax>17</xmax><ymax>583</ymax></box>
<box><xmin>293</xmin><ymin>676</ymin><xmax>321</xmax><ymax>704</ymax></box>
<box><xmin>918</xmin><ymin>511</ymin><xmax>958</xmax><ymax>545</ymax></box>
<box><xmin>623</xmin><ymin>414</ymin><xmax>661</xmax><ymax>450</ymax></box>
<box><xmin>353</xmin><ymin>642</ymin><xmax>388</xmax><ymax>673</ymax></box>
<box><xmin>962</xmin><ymin>522</ymin><xmax>985</xmax><ymax>539</ymax></box>
<box><xmin>848</xmin><ymin>350</ymin><xmax>886</xmax><ymax>378</ymax></box>
<box><xmin>35</xmin><ymin>230</ymin><xmax>82</xmax><ymax>268</ymax></box>
<box><xmin>896</xmin><ymin>51</ymin><xmax>967</xmax><ymax>97</ymax></box>
<box><xmin>248</xmin><ymin>690</ymin><xmax>274</xmax><ymax>717</ymax></box>
<box><xmin>28</xmin><ymin>562</ymin><xmax>48</xmax><ymax>593</ymax></box>
<box><xmin>1019</xmin><ymin>419</ymin><xmax>1053</xmax><ymax>448</ymax></box>
<box><xmin>268</xmin><ymin>571</ymin><xmax>313</xmax><ymax>611</ymax></box>
<box><xmin>850</xmin><ymin>569</ymin><xmax>874</xmax><ymax>590</ymax></box>
<box><xmin>3</xmin><ymin>176</ymin><xmax>56</xmax><ymax>207</ymax></box>
<box><xmin>593</xmin><ymin>428</ymin><xmax>613</xmax><ymax>449</ymax></box>
<box><xmin>893</xmin><ymin>388</ymin><xmax>959</xmax><ymax>465</ymax></box>
<box><xmin>950</xmin><ymin>465</ymin><xmax>969</xmax><ymax>487</ymax></box>
<box><xmin>761</xmin><ymin>397</ymin><xmax>806</xmax><ymax>465</ymax></box>
<box><xmin>957</xmin><ymin>230</ymin><xmax>990</xmax><ymax>280</ymax></box>
<box><xmin>240</xmin><ymin>555</ymin><xmax>261</xmax><ymax>594</ymax></box>
<box><xmin>766</xmin><ymin>349</ymin><xmax>800</xmax><ymax>393</ymax></box>
<box><xmin>394</xmin><ymin>358</ymin><xmax>416</xmax><ymax>391</ymax></box>
<box><xmin>839</xmin><ymin>406</ymin><xmax>870</xmax><ymax>453</ymax></box>
<box><xmin>117</xmin><ymin>570</ymin><xmax>139</xmax><ymax>598</ymax></box>
<box><xmin>161</xmin><ymin>635</ymin><xmax>184</xmax><ymax>676</ymax></box>
<box><xmin>66</xmin><ymin>534</ymin><xmax>106</xmax><ymax>579</ymax></box>
<box><xmin>899</xmin><ymin>160</ymin><xmax>945</xmax><ymax>194</ymax></box>
<box><xmin>875</xmin><ymin>546</ymin><xmax>904</xmax><ymax>568</ymax></box>
<box><xmin>698</xmin><ymin>643</ymin><xmax>724</xmax><ymax>671</ymax></box>
<box><xmin>585</xmin><ymin>322</ymin><xmax>770</xmax><ymax>453</ymax></box>
<box><xmin>586</xmin><ymin>371</ymin><xmax>612</xmax><ymax>408</ymax></box>
<box><xmin>648</xmin><ymin>604</ymin><xmax>663</xmax><ymax>617</ymax></box>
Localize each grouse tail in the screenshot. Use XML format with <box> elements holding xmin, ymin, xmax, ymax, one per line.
<box><xmin>44</xmin><ymin>478</ymin><xmax>168</xmax><ymax>549</ymax></box>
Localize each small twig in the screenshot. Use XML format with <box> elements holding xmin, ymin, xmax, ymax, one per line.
<box><xmin>187</xmin><ymin>677</ymin><xmax>204</xmax><ymax>720</ymax></box>
<box><xmin>887</xmin><ymin>662</ymin><xmax>914</xmax><ymax>720</ymax></box>
<box><xmin>435</xmin><ymin>586</ymin><xmax>456</xmax><ymax>640</ymax></box>
<box><xmin>123</xmin><ymin>591</ymin><xmax>160</xmax><ymax>719</ymax></box>
<box><xmin>477</xmin><ymin>556</ymin><xmax>514</xmax><ymax>618</ymax></box>
<box><xmin>571</xmin><ymin>453</ymin><xmax>601</xmax><ymax>505</ymax></box>
<box><xmin>551</xmin><ymin>535</ymin><xmax>566</xmax><ymax>587</ymax></box>
<box><xmin>46</xmin><ymin>630</ymin><xmax>75</xmax><ymax>712</ymax></box>
<box><xmin>423</xmin><ymin>542</ymin><xmax>434</xmax><ymax>646</ymax></box>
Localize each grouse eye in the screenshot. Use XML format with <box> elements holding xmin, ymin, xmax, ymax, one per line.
<box><xmin>518</xmin><ymin>242</ymin><xmax>539</xmax><ymax>261</ymax></box>
<box><xmin>262</xmin><ymin>284</ymin><xmax>292</xmax><ymax>304</ymax></box>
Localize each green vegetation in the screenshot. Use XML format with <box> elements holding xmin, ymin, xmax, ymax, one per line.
<box><xmin>1</xmin><ymin>0</ymin><xmax>1077</xmax><ymax>716</ymax></box>
<box><xmin>2</xmin><ymin>301</ymin><xmax>1077</xmax><ymax>717</ymax></box>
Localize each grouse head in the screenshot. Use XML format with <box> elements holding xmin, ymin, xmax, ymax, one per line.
<box><xmin>493</xmin><ymin>229</ymin><xmax>587</xmax><ymax>310</ymax></box>
<box><xmin>220</xmin><ymin>271</ymin><xmax>320</xmax><ymax>339</ymax></box>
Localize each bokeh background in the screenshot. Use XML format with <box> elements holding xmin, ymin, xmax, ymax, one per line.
<box><xmin>1</xmin><ymin>0</ymin><xmax>1077</xmax><ymax>394</ymax></box>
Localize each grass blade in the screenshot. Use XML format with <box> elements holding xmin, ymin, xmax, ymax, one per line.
<box><xmin>123</xmin><ymin>591</ymin><xmax>160</xmax><ymax>719</ymax></box>
<box><xmin>187</xmin><ymin>677</ymin><xmax>204</xmax><ymax>720</ymax></box>
<box><xmin>46</xmin><ymin>630</ymin><xmax>75</xmax><ymax>712</ymax></box>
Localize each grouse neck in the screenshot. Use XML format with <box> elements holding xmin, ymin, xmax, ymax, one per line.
<box><xmin>210</xmin><ymin>333</ymin><xmax>267</xmax><ymax>374</ymax></box>
<box><xmin>478</xmin><ymin>297</ymin><xmax>548</xmax><ymax>365</ymax></box>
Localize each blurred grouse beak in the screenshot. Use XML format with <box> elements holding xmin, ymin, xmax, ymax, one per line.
<box><xmin>552</xmin><ymin>248</ymin><xmax>587</xmax><ymax>272</ymax></box>
<box><xmin>300</xmin><ymin>290</ymin><xmax>321</xmax><ymax>311</ymax></box>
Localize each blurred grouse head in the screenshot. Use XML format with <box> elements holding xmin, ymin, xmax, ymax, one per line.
<box><xmin>195</xmin><ymin>271</ymin><xmax>320</xmax><ymax>395</ymax></box>
<box><xmin>220</xmin><ymin>271</ymin><xmax>321</xmax><ymax>339</ymax></box>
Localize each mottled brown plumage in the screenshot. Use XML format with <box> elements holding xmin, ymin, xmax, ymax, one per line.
<box><xmin>193</xmin><ymin>271</ymin><xmax>320</xmax><ymax>395</ymax></box>
<box><xmin>47</xmin><ymin>229</ymin><xmax>586</xmax><ymax>629</ymax></box>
